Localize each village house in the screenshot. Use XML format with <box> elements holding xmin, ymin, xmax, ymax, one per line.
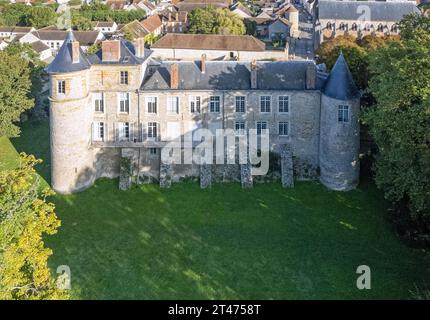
<box><xmin>31</xmin><ymin>30</ymin><xmax>105</xmax><ymax>53</ymax></box>
<box><xmin>159</xmin><ymin>10</ymin><xmax>189</xmax><ymax>33</ymax></box>
<box><xmin>150</xmin><ymin>33</ymin><xmax>288</xmax><ymax>60</ymax></box>
<box><xmin>95</xmin><ymin>21</ymin><xmax>118</xmax><ymax>34</ymax></box>
<box><xmin>315</xmin><ymin>0</ymin><xmax>420</xmax><ymax>45</ymax></box>
<box><xmin>45</xmin><ymin>32</ymin><xmax>360</xmax><ymax>194</ymax></box>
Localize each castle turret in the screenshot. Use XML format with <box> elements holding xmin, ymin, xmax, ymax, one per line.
<box><xmin>46</xmin><ymin>31</ymin><xmax>94</xmax><ymax>194</ymax></box>
<box><xmin>319</xmin><ymin>52</ymin><xmax>360</xmax><ymax>191</ymax></box>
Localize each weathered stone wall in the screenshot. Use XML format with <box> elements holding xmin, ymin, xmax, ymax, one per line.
<box><xmin>319</xmin><ymin>94</ymin><xmax>360</xmax><ymax>191</ymax></box>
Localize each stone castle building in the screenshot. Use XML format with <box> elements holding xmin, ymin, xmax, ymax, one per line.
<box><xmin>46</xmin><ymin>32</ymin><xmax>360</xmax><ymax>194</ymax></box>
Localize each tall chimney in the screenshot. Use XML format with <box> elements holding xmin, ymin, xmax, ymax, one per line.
<box><xmin>250</xmin><ymin>60</ymin><xmax>257</xmax><ymax>89</ymax></box>
<box><xmin>135</xmin><ymin>37</ymin><xmax>145</xmax><ymax>58</ymax></box>
<box><xmin>102</xmin><ymin>40</ymin><xmax>121</xmax><ymax>62</ymax></box>
<box><xmin>170</xmin><ymin>63</ymin><xmax>178</xmax><ymax>89</ymax></box>
<box><xmin>168</xmin><ymin>11</ymin><xmax>172</xmax><ymax>22</ymax></box>
<box><xmin>200</xmin><ymin>54</ymin><xmax>206</xmax><ymax>74</ymax></box>
<box><xmin>306</xmin><ymin>62</ymin><xmax>316</xmax><ymax>90</ymax></box>
<box><xmin>175</xmin><ymin>12</ymin><xmax>179</xmax><ymax>21</ymax></box>
<box><xmin>71</xmin><ymin>41</ymin><xmax>80</xmax><ymax>64</ymax></box>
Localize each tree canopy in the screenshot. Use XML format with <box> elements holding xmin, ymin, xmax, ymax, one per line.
<box><xmin>362</xmin><ymin>14</ymin><xmax>430</xmax><ymax>222</ymax></box>
<box><xmin>0</xmin><ymin>50</ymin><xmax>34</xmax><ymax>137</ymax></box>
<box><xmin>188</xmin><ymin>6</ymin><xmax>246</xmax><ymax>36</ymax></box>
<box><xmin>0</xmin><ymin>154</ymin><xmax>68</xmax><ymax>300</ymax></box>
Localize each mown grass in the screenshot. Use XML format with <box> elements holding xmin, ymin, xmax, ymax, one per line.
<box><xmin>2</xmin><ymin>120</ymin><xmax>429</xmax><ymax>299</ymax></box>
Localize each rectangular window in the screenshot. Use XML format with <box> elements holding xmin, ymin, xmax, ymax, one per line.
<box><xmin>118</xmin><ymin>122</ymin><xmax>129</xmax><ymax>141</ymax></box>
<box><xmin>260</xmin><ymin>96</ymin><xmax>271</xmax><ymax>113</ymax></box>
<box><xmin>235</xmin><ymin>121</ymin><xmax>246</xmax><ymax>135</ymax></box>
<box><xmin>119</xmin><ymin>92</ymin><xmax>130</xmax><ymax>113</ymax></box>
<box><xmin>120</xmin><ymin>71</ymin><xmax>129</xmax><ymax>85</ymax></box>
<box><xmin>256</xmin><ymin>121</ymin><xmax>268</xmax><ymax>135</ymax></box>
<box><xmin>209</xmin><ymin>96</ymin><xmax>220</xmax><ymax>113</ymax></box>
<box><xmin>94</xmin><ymin>92</ymin><xmax>104</xmax><ymax>112</ymax></box>
<box><xmin>57</xmin><ymin>80</ymin><xmax>65</xmax><ymax>94</ymax></box>
<box><xmin>93</xmin><ymin>122</ymin><xmax>104</xmax><ymax>141</ymax></box>
<box><xmin>278</xmin><ymin>96</ymin><xmax>289</xmax><ymax>113</ymax></box>
<box><xmin>149</xmin><ymin>148</ymin><xmax>157</xmax><ymax>155</ymax></box>
<box><xmin>338</xmin><ymin>105</ymin><xmax>350</xmax><ymax>123</ymax></box>
<box><xmin>189</xmin><ymin>96</ymin><xmax>201</xmax><ymax>113</ymax></box>
<box><xmin>235</xmin><ymin>96</ymin><xmax>245</xmax><ymax>113</ymax></box>
<box><xmin>167</xmin><ymin>96</ymin><xmax>179</xmax><ymax>114</ymax></box>
<box><xmin>146</xmin><ymin>96</ymin><xmax>157</xmax><ymax>114</ymax></box>
<box><xmin>279</xmin><ymin>121</ymin><xmax>289</xmax><ymax>136</ymax></box>
<box><xmin>50</xmin><ymin>42</ymin><xmax>54</xmax><ymax>49</ymax></box>
<box><xmin>147</xmin><ymin>122</ymin><xmax>158</xmax><ymax>139</ymax></box>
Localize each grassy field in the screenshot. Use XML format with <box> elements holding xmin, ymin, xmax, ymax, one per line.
<box><xmin>2</xmin><ymin>120</ymin><xmax>430</xmax><ymax>299</ymax></box>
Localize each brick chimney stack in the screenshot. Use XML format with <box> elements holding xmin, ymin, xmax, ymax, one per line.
<box><xmin>135</xmin><ymin>37</ymin><xmax>145</xmax><ymax>58</ymax></box>
<box><xmin>201</xmin><ymin>54</ymin><xmax>206</xmax><ymax>74</ymax></box>
<box><xmin>250</xmin><ymin>60</ymin><xmax>257</xmax><ymax>89</ymax></box>
<box><xmin>71</xmin><ymin>41</ymin><xmax>80</xmax><ymax>64</ymax></box>
<box><xmin>170</xmin><ymin>63</ymin><xmax>178</xmax><ymax>89</ymax></box>
<box><xmin>102</xmin><ymin>40</ymin><xmax>121</xmax><ymax>62</ymax></box>
<box><xmin>306</xmin><ymin>62</ymin><xmax>316</xmax><ymax>90</ymax></box>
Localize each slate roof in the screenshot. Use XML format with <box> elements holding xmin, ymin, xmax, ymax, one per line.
<box><xmin>318</xmin><ymin>0</ymin><xmax>420</xmax><ymax>21</ymax></box>
<box><xmin>33</xmin><ymin>30</ymin><xmax>101</xmax><ymax>46</ymax></box>
<box><xmin>152</xmin><ymin>34</ymin><xmax>266</xmax><ymax>51</ymax></box>
<box><xmin>88</xmin><ymin>39</ymin><xmax>152</xmax><ymax>65</ymax></box>
<box><xmin>45</xmin><ymin>32</ymin><xmax>91</xmax><ymax>74</ymax></box>
<box><xmin>30</xmin><ymin>40</ymin><xmax>50</xmax><ymax>53</ymax></box>
<box><xmin>96</xmin><ymin>21</ymin><xmax>116</xmax><ymax>28</ymax></box>
<box><xmin>141</xmin><ymin>60</ymin><xmax>321</xmax><ymax>91</ymax></box>
<box><xmin>323</xmin><ymin>52</ymin><xmax>359</xmax><ymax>100</ymax></box>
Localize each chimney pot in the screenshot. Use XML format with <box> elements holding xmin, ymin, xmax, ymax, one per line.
<box><xmin>251</xmin><ymin>60</ymin><xmax>257</xmax><ymax>89</ymax></box>
<box><xmin>201</xmin><ymin>54</ymin><xmax>206</xmax><ymax>74</ymax></box>
<box><xmin>170</xmin><ymin>63</ymin><xmax>178</xmax><ymax>89</ymax></box>
<box><xmin>71</xmin><ymin>41</ymin><xmax>80</xmax><ymax>64</ymax></box>
<box><xmin>102</xmin><ymin>40</ymin><xmax>121</xmax><ymax>62</ymax></box>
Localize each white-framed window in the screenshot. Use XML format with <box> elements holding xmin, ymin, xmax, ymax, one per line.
<box><xmin>92</xmin><ymin>122</ymin><xmax>105</xmax><ymax>141</ymax></box>
<box><xmin>278</xmin><ymin>96</ymin><xmax>289</xmax><ymax>113</ymax></box>
<box><xmin>167</xmin><ymin>96</ymin><xmax>179</xmax><ymax>114</ymax></box>
<box><xmin>56</xmin><ymin>42</ymin><xmax>60</xmax><ymax>49</ymax></box>
<box><xmin>147</xmin><ymin>122</ymin><xmax>158</xmax><ymax>139</ymax></box>
<box><xmin>338</xmin><ymin>105</ymin><xmax>350</xmax><ymax>123</ymax></box>
<box><xmin>256</xmin><ymin>121</ymin><xmax>268</xmax><ymax>135</ymax></box>
<box><xmin>209</xmin><ymin>96</ymin><xmax>220</xmax><ymax>113</ymax></box>
<box><xmin>146</xmin><ymin>96</ymin><xmax>157</xmax><ymax>114</ymax></box>
<box><xmin>279</xmin><ymin>121</ymin><xmax>289</xmax><ymax>136</ymax></box>
<box><xmin>117</xmin><ymin>122</ymin><xmax>130</xmax><ymax>141</ymax></box>
<box><xmin>260</xmin><ymin>96</ymin><xmax>271</xmax><ymax>113</ymax></box>
<box><xmin>50</xmin><ymin>42</ymin><xmax>54</xmax><ymax>49</ymax></box>
<box><xmin>235</xmin><ymin>96</ymin><xmax>246</xmax><ymax>113</ymax></box>
<box><xmin>57</xmin><ymin>80</ymin><xmax>66</xmax><ymax>94</ymax></box>
<box><xmin>118</xmin><ymin>92</ymin><xmax>130</xmax><ymax>113</ymax></box>
<box><xmin>94</xmin><ymin>92</ymin><xmax>104</xmax><ymax>112</ymax></box>
<box><xmin>235</xmin><ymin>121</ymin><xmax>246</xmax><ymax>135</ymax></box>
<box><xmin>120</xmin><ymin>71</ymin><xmax>129</xmax><ymax>85</ymax></box>
<box><xmin>189</xmin><ymin>96</ymin><xmax>201</xmax><ymax>113</ymax></box>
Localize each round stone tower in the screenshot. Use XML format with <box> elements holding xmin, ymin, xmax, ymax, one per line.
<box><xmin>319</xmin><ymin>52</ymin><xmax>360</xmax><ymax>191</ymax></box>
<box><xmin>46</xmin><ymin>32</ymin><xmax>95</xmax><ymax>194</ymax></box>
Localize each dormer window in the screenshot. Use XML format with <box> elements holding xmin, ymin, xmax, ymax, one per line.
<box><xmin>120</xmin><ymin>71</ymin><xmax>129</xmax><ymax>85</ymax></box>
<box><xmin>57</xmin><ymin>80</ymin><xmax>66</xmax><ymax>94</ymax></box>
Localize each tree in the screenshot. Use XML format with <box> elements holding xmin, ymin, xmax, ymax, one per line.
<box><xmin>0</xmin><ymin>51</ymin><xmax>34</xmax><ymax>137</ymax></box>
<box><xmin>362</xmin><ymin>14</ymin><xmax>430</xmax><ymax>224</ymax></box>
<box><xmin>72</xmin><ymin>12</ymin><xmax>94</xmax><ymax>31</ymax></box>
<box><xmin>244</xmin><ymin>18</ymin><xmax>257</xmax><ymax>36</ymax></box>
<box><xmin>0</xmin><ymin>153</ymin><xmax>68</xmax><ymax>300</ymax></box>
<box><xmin>0</xmin><ymin>4</ymin><xmax>31</xmax><ymax>26</ymax></box>
<box><xmin>188</xmin><ymin>6</ymin><xmax>246</xmax><ymax>35</ymax></box>
<box><xmin>26</xmin><ymin>6</ymin><xmax>57</xmax><ymax>28</ymax></box>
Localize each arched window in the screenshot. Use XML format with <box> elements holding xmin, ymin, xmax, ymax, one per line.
<box><xmin>339</xmin><ymin>23</ymin><xmax>346</xmax><ymax>31</ymax></box>
<box><xmin>391</xmin><ymin>24</ymin><xmax>398</xmax><ymax>33</ymax></box>
<box><xmin>364</xmin><ymin>23</ymin><xmax>370</xmax><ymax>31</ymax></box>
<box><xmin>326</xmin><ymin>22</ymin><xmax>332</xmax><ymax>30</ymax></box>
<box><xmin>377</xmin><ymin>24</ymin><xmax>384</xmax><ymax>32</ymax></box>
<box><xmin>351</xmin><ymin>23</ymin><xmax>357</xmax><ymax>31</ymax></box>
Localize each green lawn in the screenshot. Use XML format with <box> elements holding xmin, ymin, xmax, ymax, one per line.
<box><xmin>2</xmin><ymin>120</ymin><xmax>430</xmax><ymax>299</ymax></box>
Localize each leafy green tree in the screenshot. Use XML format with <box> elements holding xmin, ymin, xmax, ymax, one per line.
<box><xmin>244</xmin><ymin>18</ymin><xmax>257</xmax><ymax>35</ymax></box>
<box><xmin>0</xmin><ymin>4</ymin><xmax>31</xmax><ymax>26</ymax></box>
<box><xmin>0</xmin><ymin>51</ymin><xmax>34</xmax><ymax>138</ymax></box>
<box><xmin>72</xmin><ymin>12</ymin><xmax>94</xmax><ymax>31</ymax></box>
<box><xmin>27</xmin><ymin>6</ymin><xmax>57</xmax><ymax>28</ymax></box>
<box><xmin>188</xmin><ymin>6</ymin><xmax>246</xmax><ymax>35</ymax></box>
<box><xmin>0</xmin><ymin>153</ymin><xmax>68</xmax><ymax>300</ymax></box>
<box><xmin>362</xmin><ymin>14</ymin><xmax>430</xmax><ymax>221</ymax></box>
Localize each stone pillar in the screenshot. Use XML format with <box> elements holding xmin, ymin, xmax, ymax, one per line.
<box><xmin>281</xmin><ymin>144</ymin><xmax>294</xmax><ymax>188</ymax></box>
<box><xmin>200</xmin><ymin>164</ymin><xmax>212</xmax><ymax>189</ymax></box>
<box><xmin>159</xmin><ymin>163</ymin><xmax>173</xmax><ymax>188</ymax></box>
<box><xmin>240</xmin><ymin>162</ymin><xmax>253</xmax><ymax>188</ymax></box>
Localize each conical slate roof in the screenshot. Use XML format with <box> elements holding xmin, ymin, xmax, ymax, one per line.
<box><xmin>45</xmin><ymin>31</ymin><xmax>90</xmax><ymax>74</ymax></box>
<box><xmin>323</xmin><ymin>52</ymin><xmax>359</xmax><ymax>100</ymax></box>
